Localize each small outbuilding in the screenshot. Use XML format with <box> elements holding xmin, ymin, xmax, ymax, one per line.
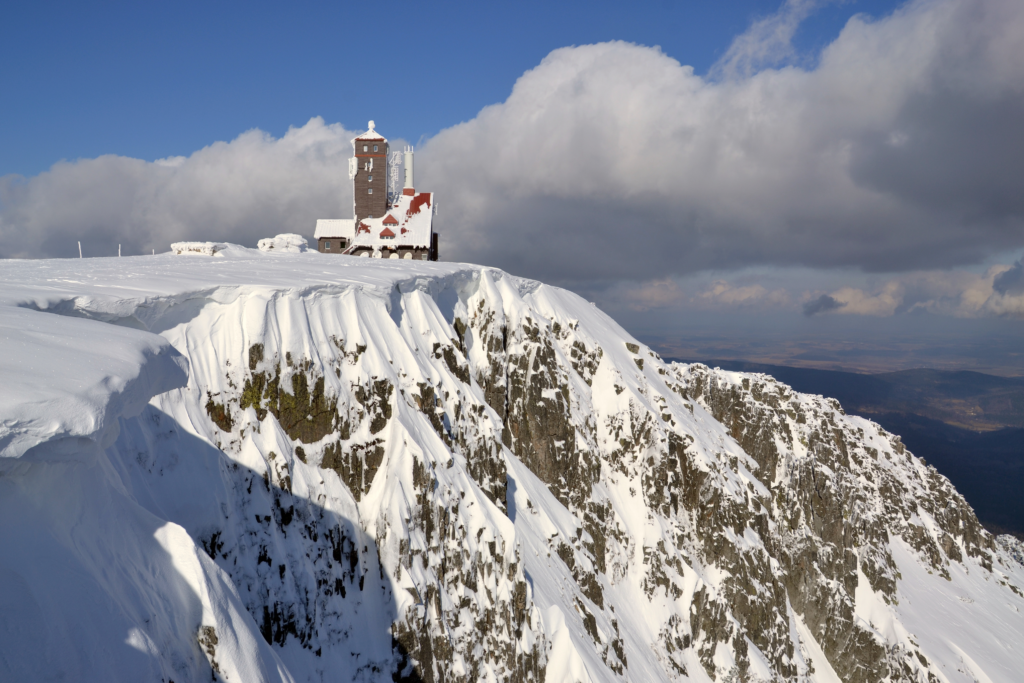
<box><xmin>314</xmin><ymin>219</ymin><xmax>354</xmax><ymax>253</ymax></box>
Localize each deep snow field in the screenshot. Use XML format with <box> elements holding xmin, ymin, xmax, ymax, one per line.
<box><xmin>1</xmin><ymin>245</ymin><xmax>1023</xmax><ymax>683</ymax></box>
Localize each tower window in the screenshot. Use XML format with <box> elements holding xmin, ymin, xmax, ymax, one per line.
<box><xmin>363</xmin><ymin>145</ymin><xmax>368</xmax><ymax>152</ymax></box>
<box><xmin>373</xmin><ymin>145</ymin><xmax>378</xmax><ymax>152</ymax></box>
<box><xmin>368</xmin><ymin>175</ymin><xmax>373</xmax><ymax>181</ymax></box>
<box><xmin>325</xmin><ymin>241</ymin><xmax>331</xmax><ymax>250</ymax></box>
<box><xmin>368</xmin><ymin>188</ymin><xmax>373</xmax><ymax>194</ymax></box>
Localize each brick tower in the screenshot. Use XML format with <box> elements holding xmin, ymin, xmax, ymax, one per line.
<box><xmin>350</xmin><ymin>121</ymin><xmax>389</xmax><ymax>222</ymax></box>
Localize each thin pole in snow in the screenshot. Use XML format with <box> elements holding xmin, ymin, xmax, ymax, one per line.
<box><xmin>118</xmin><ymin>244</ymin><xmax>121</xmax><ymax>257</ymax></box>
<box><xmin>152</xmin><ymin>249</ymin><xmax>155</xmax><ymax>255</ymax></box>
<box><xmin>78</xmin><ymin>241</ymin><xmax>82</xmax><ymax>258</ymax></box>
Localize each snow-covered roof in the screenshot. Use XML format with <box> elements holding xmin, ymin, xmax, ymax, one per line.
<box><xmin>346</xmin><ymin>192</ymin><xmax>434</xmax><ymax>253</ymax></box>
<box><xmin>314</xmin><ymin>219</ymin><xmax>355</xmax><ymax>240</ymax></box>
<box><xmin>352</xmin><ymin>120</ymin><xmax>386</xmax><ymax>142</ymax></box>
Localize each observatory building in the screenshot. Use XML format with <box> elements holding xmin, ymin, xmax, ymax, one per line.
<box><xmin>314</xmin><ymin>121</ymin><xmax>438</xmax><ymax>260</ymax></box>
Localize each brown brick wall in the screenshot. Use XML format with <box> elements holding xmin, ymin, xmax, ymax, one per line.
<box><xmin>353</xmin><ymin>138</ymin><xmax>388</xmax><ymax>222</ymax></box>
<box><xmin>317</xmin><ymin>237</ymin><xmax>349</xmax><ymax>253</ymax></box>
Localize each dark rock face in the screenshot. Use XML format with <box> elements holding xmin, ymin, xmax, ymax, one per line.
<box><xmin>678</xmin><ymin>365</ymin><xmax>997</xmax><ymax>681</ymax></box>
<box><xmin>499</xmin><ymin>315</ymin><xmax>600</xmax><ymax>510</ymax></box>
<box><xmin>238</xmin><ymin>343</ymin><xmax>339</xmax><ymax>444</ymax></box>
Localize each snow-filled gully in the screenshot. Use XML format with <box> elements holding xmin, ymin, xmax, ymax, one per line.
<box><xmin>1</xmin><ymin>247</ymin><xmax>1022</xmax><ymax>682</ymax></box>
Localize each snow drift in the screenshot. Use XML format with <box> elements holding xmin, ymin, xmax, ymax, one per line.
<box><xmin>0</xmin><ymin>246</ymin><xmax>1022</xmax><ymax>682</ymax></box>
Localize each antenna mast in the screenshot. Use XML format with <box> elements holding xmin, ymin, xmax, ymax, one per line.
<box><xmin>387</xmin><ymin>150</ymin><xmax>402</xmax><ymax>208</ymax></box>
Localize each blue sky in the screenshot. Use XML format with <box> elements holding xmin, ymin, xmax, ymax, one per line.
<box><xmin>2</xmin><ymin>0</ymin><xmax>1023</xmax><ymax>374</ymax></box>
<box><xmin>2</xmin><ymin>0</ymin><xmax>901</xmax><ymax>176</ymax></box>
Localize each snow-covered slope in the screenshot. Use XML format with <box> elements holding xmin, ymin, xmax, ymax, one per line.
<box><xmin>1</xmin><ymin>247</ymin><xmax>1022</xmax><ymax>682</ymax></box>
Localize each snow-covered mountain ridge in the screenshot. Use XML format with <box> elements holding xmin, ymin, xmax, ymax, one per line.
<box><xmin>1</xmin><ymin>246</ymin><xmax>1022</xmax><ymax>682</ymax></box>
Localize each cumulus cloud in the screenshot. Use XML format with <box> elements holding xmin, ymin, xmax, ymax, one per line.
<box><xmin>418</xmin><ymin>0</ymin><xmax>1024</xmax><ymax>283</ymax></box>
<box><xmin>0</xmin><ymin>118</ymin><xmax>357</xmax><ymax>258</ymax></box>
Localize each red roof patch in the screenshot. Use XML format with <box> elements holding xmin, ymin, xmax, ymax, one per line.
<box><xmin>406</xmin><ymin>192</ymin><xmax>432</xmax><ymax>216</ymax></box>
<box><xmin>380</xmin><ymin>227</ymin><xmax>396</xmax><ymax>238</ymax></box>
<box><xmin>357</xmin><ymin>222</ymin><xmax>371</xmax><ymax>234</ymax></box>
<box><xmin>383</xmin><ymin>214</ymin><xmax>398</xmax><ymax>225</ymax></box>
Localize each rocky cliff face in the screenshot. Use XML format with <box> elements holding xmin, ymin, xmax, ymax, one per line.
<box><xmin>2</xmin><ymin>252</ymin><xmax>1022</xmax><ymax>682</ymax></box>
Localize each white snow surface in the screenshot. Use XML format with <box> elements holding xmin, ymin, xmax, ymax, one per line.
<box><xmin>171</xmin><ymin>241</ymin><xmax>229</xmax><ymax>256</ymax></box>
<box><xmin>0</xmin><ymin>247</ymin><xmax>1022</xmax><ymax>682</ymax></box>
<box><xmin>258</xmin><ymin>233</ymin><xmax>308</xmax><ymax>253</ymax></box>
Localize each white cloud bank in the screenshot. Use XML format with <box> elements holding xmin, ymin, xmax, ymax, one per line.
<box><xmin>2</xmin><ymin>0</ymin><xmax>1023</xmax><ymax>299</ymax></box>
<box><xmin>0</xmin><ymin>120</ymin><xmax>357</xmax><ymax>258</ymax></box>
<box><xmin>419</xmin><ymin>0</ymin><xmax>1024</xmax><ymax>282</ymax></box>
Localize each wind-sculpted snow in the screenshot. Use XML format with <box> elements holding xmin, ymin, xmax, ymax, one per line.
<box><xmin>0</xmin><ymin>305</ymin><xmax>187</xmax><ymax>468</ymax></box>
<box><xmin>1</xmin><ymin>247</ymin><xmax>1022</xmax><ymax>682</ymax></box>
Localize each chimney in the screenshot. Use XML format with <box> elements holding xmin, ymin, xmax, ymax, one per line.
<box><xmin>404</xmin><ymin>146</ymin><xmax>414</xmax><ymax>191</ymax></box>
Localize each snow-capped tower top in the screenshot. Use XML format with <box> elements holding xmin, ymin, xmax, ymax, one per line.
<box><xmin>351</xmin><ymin>121</ymin><xmax>388</xmax><ymax>222</ymax></box>
<box><xmin>354</xmin><ymin>120</ymin><xmax>385</xmax><ymax>140</ymax></box>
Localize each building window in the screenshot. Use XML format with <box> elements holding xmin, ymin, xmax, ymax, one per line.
<box><xmin>368</xmin><ymin>188</ymin><xmax>373</xmax><ymax>194</ymax></box>
<box><xmin>325</xmin><ymin>241</ymin><xmax>331</xmax><ymax>250</ymax></box>
<box><xmin>368</xmin><ymin>175</ymin><xmax>372</xmax><ymax>181</ymax></box>
<box><xmin>373</xmin><ymin>145</ymin><xmax>378</xmax><ymax>152</ymax></box>
<box><xmin>363</xmin><ymin>145</ymin><xmax>368</xmax><ymax>152</ymax></box>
